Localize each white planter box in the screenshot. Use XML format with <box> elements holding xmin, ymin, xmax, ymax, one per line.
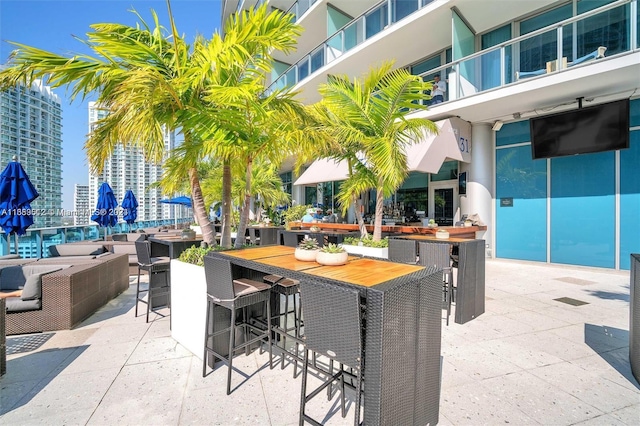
<box><xmin>170</xmin><ymin>259</ymin><xmax>206</xmax><ymax>360</ymax></box>
<box><xmin>342</xmin><ymin>244</ymin><xmax>388</xmax><ymax>259</ymax></box>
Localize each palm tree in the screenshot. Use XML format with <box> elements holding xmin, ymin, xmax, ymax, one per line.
<box><xmin>313</xmin><ymin>62</ymin><xmax>437</xmax><ymax>241</ymax></box>
<box><xmin>0</xmin><ymin>2</ymin><xmax>301</xmax><ymax>248</ymax></box>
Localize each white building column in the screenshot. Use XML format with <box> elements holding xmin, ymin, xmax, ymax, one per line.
<box><xmin>463</xmin><ymin>123</ymin><xmax>493</xmax><ymax>256</ymax></box>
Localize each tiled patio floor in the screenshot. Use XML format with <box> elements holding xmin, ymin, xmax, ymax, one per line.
<box><xmin>1</xmin><ymin>259</ymin><xmax>638</xmax><ymax>425</ymax></box>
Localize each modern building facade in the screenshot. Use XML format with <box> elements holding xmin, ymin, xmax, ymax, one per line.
<box><xmin>225</xmin><ymin>0</ymin><xmax>640</xmax><ymax>270</ymax></box>
<box><xmin>88</xmin><ymin>102</ymin><xmax>176</xmax><ymax>223</ymax></box>
<box><xmin>0</xmin><ymin>78</ymin><xmax>63</xmax><ymax>228</ymax></box>
<box><xmin>73</xmin><ymin>184</ymin><xmax>90</xmax><ymax>225</ymax></box>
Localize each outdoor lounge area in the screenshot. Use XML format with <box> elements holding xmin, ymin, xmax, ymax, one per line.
<box><xmin>1</xmin><ymin>258</ymin><xmax>638</xmax><ymax>424</ymax></box>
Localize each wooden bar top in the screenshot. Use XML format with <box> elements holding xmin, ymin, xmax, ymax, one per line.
<box><xmin>395</xmin><ymin>234</ymin><xmax>472</xmax><ymax>243</ymax></box>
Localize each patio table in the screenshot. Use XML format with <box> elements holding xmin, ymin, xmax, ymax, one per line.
<box><xmin>149</xmin><ymin>235</ymin><xmax>202</xmax><ymax>259</ymax></box>
<box><xmin>207</xmin><ymin>245</ymin><xmax>443</xmax><ymax>425</ymax></box>
<box><xmin>392</xmin><ymin>235</ymin><xmax>486</xmax><ymax>324</ymax></box>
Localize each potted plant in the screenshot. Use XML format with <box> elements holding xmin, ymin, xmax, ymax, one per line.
<box><xmin>342</xmin><ymin>235</ymin><xmax>389</xmax><ymax>259</ymax></box>
<box><xmin>427</xmin><ymin>219</ymin><xmax>438</xmax><ymax>228</ymax></box>
<box><xmin>170</xmin><ymin>245</ymin><xmax>214</xmax><ymax>359</ymax></box>
<box><xmin>294</xmin><ymin>237</ymin><xmax>320</xmax><ymax>262</ymax></box>
<box><xmin>181</xmin><ymin>227</ymin><xmax>196</xmax><ymax>240</ymax></box>
<box><xmin>316</xmin><ymin>243</ymin><xmax>348</xmax><ymax>266</ymax></box>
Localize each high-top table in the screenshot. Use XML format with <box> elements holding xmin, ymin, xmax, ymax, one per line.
<box><xmin>149</xmin><ymin>235</ymin><xmax>203</xmax><ymax>259</ymax></box>
<box><xmin>391</xmin><ymin>234</ymin><xmax>486</xmax><ymax>324</ymax></box>
<box><xmin>207</xmin><ymin>245</ymin><xmax>443</xmax><ymax>426</ymax></box>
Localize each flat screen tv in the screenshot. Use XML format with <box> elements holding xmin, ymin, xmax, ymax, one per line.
<box><xmin>530</xmin><ymin>99</ymin><xmax>629</xmax><ymax>159</ymax></box>
<box><xmin>458</xmin><ymin>172</ymin><xmax>467</xmax><ymax>195</ymax></box>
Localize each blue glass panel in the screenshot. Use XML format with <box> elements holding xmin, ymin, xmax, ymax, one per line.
<box><xmin>310</xmin><ymin>48</ymin><xmax>324</xmax><ymax>73</ymax></box>
<box><xmin>365</xmin><ymin>4</ymin><xmax>388</xmax><ymax>39</ymax></box>
<box><xmin>496</xmin><ymin>121</ymin><xmax>531</xmax><ymax>146</ymax></box>
<box><xmin>620</xmin><ymin>131</ymin><xmax>640</xmax><ymax>270</ymax></box>
<box><xmin>577</xmin><ymin>3</ymin><xmax>629</xmax><ymax>58</ymax></box>
<box><xmin>520</xmin><ymin>4</ymin><xmax>572</xmax><ymax>72</ymax></box>
<box><xmin>630</xmin><ymin>98</ymin><xmax>640</xmax><ymax>127</ymax></box>
<box><xmin>430</xmin><ymin>161</ymin><xmax>457</xmax><ymax>182</ymax></box>
<box><xmin>392</xmin><ymin>0</ymin><xmax>419</xmax><ymax>23</ymax></box>
<box><xmin>481</xmin><ymin>24</ymin><xmax>512</xmax><ymax>89</ymax></box>
<box><xmin>496</xmin><ymin>146</ymin><xmax>547</xmax><ymax>261</ymax></box>
<box><xmin>298</xmin><ymin>60</ymin><xmax>309</xmax><ymax>81</ymax></box>
<box><xmin>550</xmin><ymin>152</ymin><xmax>615</xmax><ymax>268</ymax></box>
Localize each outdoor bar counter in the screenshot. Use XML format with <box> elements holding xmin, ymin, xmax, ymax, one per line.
<box><xmin>207</xmin><ymin>246</ymin><xmax>443</xmax><ymax>425</ymax></box>
<box><xmin>290</xmin><ymin>221</ymin><xmax>486</xmax><ymax>239</ymax></box>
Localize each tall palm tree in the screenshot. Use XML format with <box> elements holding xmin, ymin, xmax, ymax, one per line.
<box><xmin>314</xmin><ymin>62</ymin><xmax>437</xmax><ymax>241</ymax></box>
<box><xmin>0</xmin><ymin>2</ymin><xmax>301</xmax><ymax>247</ymax></box>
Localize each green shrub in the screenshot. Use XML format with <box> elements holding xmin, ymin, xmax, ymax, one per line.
<box><xmin>342</xmin><ymin>235</ymin><xmax>389</xmax><ymax>248</ymax></box>
<box><xmin>178</xmin><ymin>245</ymin><xmax>215</xmax><ymax>266</ymax></box>
<box><xmin>283</xmin><ymin>204</ymin><xmax>310</xmax><ymax>225</ymax></box>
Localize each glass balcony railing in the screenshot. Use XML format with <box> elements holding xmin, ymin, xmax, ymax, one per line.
<box><xmin>269</xmin><ymin>0</ymin><xmax>637</xmax><ymax>103</ymax></box>
<box><xmin>285</xmin><ymin>0</ymin><xmax>319</xmax><ymax>23</ymax></box>
<box><xmin>269</xmin><ymin>0</ymin><xmax>436</xmax><ymax>92</ymax></box>
<box><xmin>0</xmin><ymin>218</ymin><xmax>192</xmax><ymax>259</ymax></box>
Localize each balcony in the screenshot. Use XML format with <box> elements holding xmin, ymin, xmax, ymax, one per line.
<box><xmin>268</xmin><ymin>0</ymin><xmax>639</xmax><ymax>118</ymax></box>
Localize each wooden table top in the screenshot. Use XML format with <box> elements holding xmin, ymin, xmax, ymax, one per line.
<box><xmin>222</xmin><ymin>245</ymin><xmax>294</xmax><ymax>260</ymax></box>
<box><xmin>219</xmin><ymin>246</ymin><xmax>424</xmax><ymax>288</ymax></box>
<box><xmin>304</xmin><ymin>258</ymin><xmax>424</xmax><ymax>287</ymax></box>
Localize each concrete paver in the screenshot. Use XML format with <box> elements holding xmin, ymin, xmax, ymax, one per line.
<box><xmin>1</xmin><ymin>259</ymin><xmax>638</xmax><ymax>425</ymax></box>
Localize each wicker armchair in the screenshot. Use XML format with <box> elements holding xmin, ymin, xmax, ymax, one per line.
<box><xmin>388</xmin><ymin>238</ymin><xmax>418</xmax><ymax>264</ymax></box>
<box><xmin>418</xmin><ymin>242</ymin><xmax>455</xmax><ymax>325</ymax></box>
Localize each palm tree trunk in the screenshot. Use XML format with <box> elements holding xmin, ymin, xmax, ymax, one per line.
<box><xmin>353</xmin><ymin>194</ymin><xmax>368</xmax><ymax>237</ymax></box>
<box><xmin>188</xmin><ymin>167</ymin><xmax>214</xmax><ymax>246</ymax></box>
<box><xmin>220</xmin><ymin>159</ymin><xmax>233</xmax><ymax>248</ymax></box>
<box><xmin>373</xmin><ymin>183</ymin><xmax>385</xmax><ymax>241</ymax></box>
<box><xmin>234</xmin><ymin>159</ymin><xmax>253</xmax><ymax>249</ymax></box>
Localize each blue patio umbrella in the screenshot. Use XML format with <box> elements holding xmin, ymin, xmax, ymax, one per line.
<box><xmin>121</xmin><ymin>189</ymin><xmax>138</xmax><ymax>232</ymax></box>
<box><xmin>159</xmin><ymin>195</ymin><xmax>192</xmax><ymax>207</ymax></box>
<box><xmin>0</xmin><ymin>157</ymin><xmax>39</xmax><ymax>252</ymax></box>
<box><xmin>91</xmin><ymin>182</ymin><xmax>118</xmax><ymax>240</ymax></box>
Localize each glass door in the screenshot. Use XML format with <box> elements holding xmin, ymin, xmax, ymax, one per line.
<box><xmin>429</xmin><ymin>182</ymin><xmax>458</xmax><ymax>226</ymax></box>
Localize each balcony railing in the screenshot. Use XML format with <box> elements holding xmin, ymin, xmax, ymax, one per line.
<box><xmin>285</xmin><ymin>0</ymin><xmax>319</xmax><ymax>22</ymax></box>
<box><xmin>269</xmin><ymin>0</ymin><xmax>638</xmax><ymax>103</ymax></box>
<box><xmin>0</xmin><ymin>218</ymin><xmax>192</xmax><ymax>259</ymax></box>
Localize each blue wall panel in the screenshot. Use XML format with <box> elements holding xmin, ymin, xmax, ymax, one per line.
<box><xmin>620</xmin><ymin>131</ymin><xmax>640</xmax><ymax>270</ymax></box>
<box><xmin>496</xmin><ymin>146</ymin><xmax>547</xmax><ymax>261</ymax></box>
<box><xmin>550</xmin><ymin>152</ymin><xmax>615</xmax><ymax>267</ymax></box>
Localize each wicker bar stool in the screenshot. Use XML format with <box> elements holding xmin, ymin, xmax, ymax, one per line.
<box><xmin>263</xmin><ymin>274</ymin><xmax>303</xmax><ymax>375</ymax></box>
<box><xmin>203</xmin><ymin>256</ymin><xmax>273</xmax><ymax>394</ymax></box>
<box><xmin>299</xmin><ymin>279</ymin><xmax>364</xmax><ymax>426</ymax></box>
<box><xmin>418</xmin><ymin>241</ymin><xmax>455</xmax><ymax>325</ymax></box>
<box><xmin>134</xmin><ymin>241</ymin><xmax>171</xmax><ymax>323</ymax></box>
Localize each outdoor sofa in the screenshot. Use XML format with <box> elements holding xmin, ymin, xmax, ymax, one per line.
<box><xmin>3</xmin><ymin>253</ymin><xmax>129</xmax><ymax>335</ymax></box>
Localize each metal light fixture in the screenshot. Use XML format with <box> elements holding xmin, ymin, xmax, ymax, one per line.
<box><xmin>492</xmin><ymin>121</ymin><xmax>504</xmax><ymax>131</ymax></box>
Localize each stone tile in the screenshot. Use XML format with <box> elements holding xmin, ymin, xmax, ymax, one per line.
<box><xmin>126</xmin><ymin>335</ymin><xmax>193</xmax><ymax>364</ymax></box>
<box><xmin>482</xmin><ymin>370</ymin><xmax>604</xmax><ymax>425</ymax></box>
<box><xmin>504</xmin><ymin>309</ymin><xmax>572</xmax><ymax>332</ymax></box>
<box><xmin>83</xmin><ymin>321</ymin><xmax>151</xmax><ymax>346</ymax></box>
<box><xmin>440</xmin><ymin>380</ymin><xmax>537</xmax><ymax>425</ymax></box>
<box><xmin>609</xmin><ymin>403</ymin><xmax>640</xmax><ymax>424</ymax></box>
<box><xmin>549</xmin><ymin>323</ymin><xmax>629</xmax><ymax>354</ymax></box>
<box><xmin>571</xmin><ymin>351</ymin><xmax>640</xmax><ymax>392</ymax></box>
<box><xmin>0</xmin><ymin>408</ymin><xmax>95</xmax><ymax>425</ymax></box>
<box><xmin>0</xmin><ymin>378</ymin><xmax>41</xmax><ymax>415</ymax></box>
<box><xmin>3</xmin><ymin>347</ymin><xmax>79</xmax><ymax>385</ymax></box>
<box><xmin>87</xmin><ymin>358</ymin><xmax>191</xmax><ymax>425</ymax></box>
<box><xmin>53</xmin><ymin>341</ymin><xmax>139</xmax><ymax>376</ymax></box>
<box><xmin>475</xmin><ymin>334</ymin><xmax>566</xmax><ymax>370</ymax></box>
<box><xmin>528</xmin><ymin>362</ymin><xmax>640</xmax><ymax>413</ymax></box>
<box><xmin>573</xmin><ymin>413</ymin><xmax>628</xmax><ymax>425</ymax></box>
<box><xmin>2</xmin><ymin>367</ymin><xmax>121</xmax><ymax>423</ymax></box>
<box><xmin>442</xmin><ymin>344</ymin><xmax>522</xmax><ymax>380</ymax></box>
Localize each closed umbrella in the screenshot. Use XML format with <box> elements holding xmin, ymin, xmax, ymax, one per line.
<box><xmin>0</xmin><ymin>156</ymin><xmax>39</xmax><ymax>253</ymax></box>
<box><xmin>121</xmin><ymin>190</ymin><xmax>138</xmax><ymax>232</ymax></box>
<box><xmin>91</xmin><ymin>182</ymin><xmax>118</xmax><ymax>240</ymax></box>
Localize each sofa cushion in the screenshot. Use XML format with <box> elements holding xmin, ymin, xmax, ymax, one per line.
<box><xmin>22</xmin><ymin>266</ymin><xmax>65</xmax><ymax>300</ymax></box>
<box><xmin>49</xmin><ymin>244</ymin><xmax>106</xmax><ymax>257</ymax></box>
<box><xmin>0</xmin><ymin>254</ymin><xmax>21</xmax><ymax>260</ymax></box>
<box><xmin>5</xmin><ymin>296</ymin><xmax>41</xmax><ymax>312</ymax></box>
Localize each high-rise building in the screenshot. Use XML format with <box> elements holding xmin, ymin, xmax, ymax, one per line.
<box><xmin>87</xmin><ymin>102</ymin><xmax>176</xmax><ymax>223</ymax></box>
<box><xmin>226</xmin><ymin>0</ymin><xmax>640</xmax><ymax>270</ymax></box>
<box><xmin>0</xmin><ymin>78</ymin><xmax>63</xmax><ymax>228</ymax></box>
<box><xmin>73</xmin><ymin>184</ymin><xmax>90</xmax><ymax>225</ymax></box>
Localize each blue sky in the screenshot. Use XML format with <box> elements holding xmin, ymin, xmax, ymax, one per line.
<box><xmin>0</xmin><ymin>0</ymin><xmax>222</xmax><ymax>209</ymax></box>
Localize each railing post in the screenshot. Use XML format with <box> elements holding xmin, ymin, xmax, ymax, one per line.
<box><xmin>556</xmin><ymin>26</ymin><xmax>564</xmax><ymax>70</ymax></box>
<box><xmin>500</xmin><ymin>46</ymin><xmax>506</xmax><ymax>86</ymax></box>
<box><xmin>35</xmin><ymin>231</ymin><xmax>42</xmax><ymax>258</ymax></box>
<box><xmin>631</xmin><ymin>0</ymin><xmax>638</xmax><ymax>50</ymax></box>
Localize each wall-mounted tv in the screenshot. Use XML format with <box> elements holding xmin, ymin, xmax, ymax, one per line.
<box><xmin>458</xmin><ymin>171</ymin><xmax>467</xmax><ymax>195</ymax></box>
<box><xmin>530</xmin><ymin>99</ymin><xmax>629</xmax><ymax>160</ymax></box>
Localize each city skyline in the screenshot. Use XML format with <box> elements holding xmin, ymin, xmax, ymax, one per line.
<box><xmin>0</xmin><ymin>0</ymin><xmax>222</xmax><ymax>210</ymax></box>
